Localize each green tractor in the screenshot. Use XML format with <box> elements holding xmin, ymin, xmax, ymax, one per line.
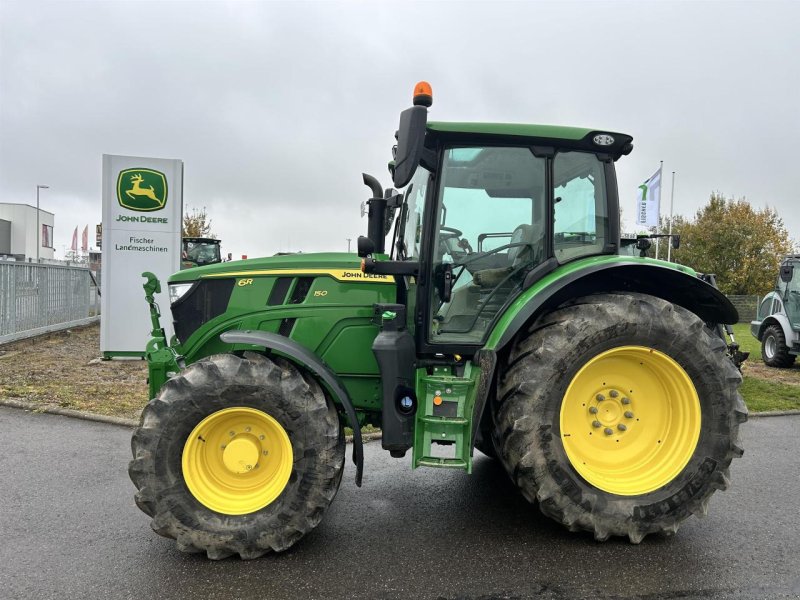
<box><xmin>130</xmin><ymin>83</ymin><xmax>747</xmax><ymax>559</ymax></box>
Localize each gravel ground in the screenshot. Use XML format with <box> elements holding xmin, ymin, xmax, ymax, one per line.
<box><xmin>0</xmin><ymin>323</ymin><xmax>147</xmax><ymax>420</ymax></box>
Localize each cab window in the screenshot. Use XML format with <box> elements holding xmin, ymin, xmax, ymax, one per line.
<box><xmin>553</xmin><ymin>151</ymin><xmax>609</xmax><ymax>263</ymax></box>
<box><xmin>428</xmin><ymin>146</ymin><xmax>547</xmax><ymax>344</ymax></box>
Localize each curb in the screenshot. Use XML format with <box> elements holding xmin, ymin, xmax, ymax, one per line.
<box><xmin>0</xmin><ymin>397</ymin><xmax>383</xmax><ymax>443</ymax></box>
<box><xmin>746</xmin><ymin>409</ymin><xmax>800</xmax><ymax>418</ymax></box>
<box><xmin>0</xmin><ymin>398</ymin><xmax>138</xmax><ymax>427</ymax></box>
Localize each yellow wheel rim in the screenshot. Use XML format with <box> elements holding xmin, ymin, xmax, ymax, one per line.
<box><xmin>559</xmin><ymin>346</ymin><xmax>701</xmax><ymax>496</ymax></box>
<box><xmin>182</xmin><ymin>407</ymin><xmax>293</xmax><ymax>515</ymax></box>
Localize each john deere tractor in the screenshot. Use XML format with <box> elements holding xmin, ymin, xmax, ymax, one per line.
<box><xmin>130</xmin><ymin>82</ymin><xmax>747</xmax><ymax>559</ymax></box>
<box><xmin>751</xmin><ymin>254</ymin><xmax>800</xmax><ymax>367</ymax></box>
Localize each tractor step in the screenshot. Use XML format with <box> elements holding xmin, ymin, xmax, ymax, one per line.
<box><xmin>412</xmin><ymin>366</ymin><xmax>477</xmax><ymax>473</ymax></box>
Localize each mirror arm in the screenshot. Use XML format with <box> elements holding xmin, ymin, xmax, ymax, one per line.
<box><xmin>362</xmin><ymin>258</ymin><xmax>419</xmax><ymax>277</ymax></box>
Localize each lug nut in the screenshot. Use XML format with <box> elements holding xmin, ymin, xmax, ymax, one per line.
<box><xmin>609</xmin><ymin>390</ymin><xmax>619</xmax><ymax>398</ymax></box>
<box><xmin>625</xmin><ymin>411</ymin><xmax>634</xmax><ymax>419</ymax></box>
<box><xmin>617</xmin><ymin>424</ymin><xmax>627</xmax><ymax>432</ymax></box>
<box><xmin>621</xmin><ymin>397</ymin><xmax>631</xmax><ymax>405</ymax></box>
<box><xmin>589</xmin><ymin>406</ymin><xmax>598</xmax><ymax>414</ymax></box>
<box><xmin>592</xmin><ymin>420</ymin><xmax>602</xmax><ymax>428</ymax></box>
<box><xmin>604</xmin><ymin>428</ymin><xmax>614</xmax><ymax>436</ymax></box>
<box><xmin>596</xmin><ymin>394</ymin><xmax>605</xmax><ymax>402</ymax></box>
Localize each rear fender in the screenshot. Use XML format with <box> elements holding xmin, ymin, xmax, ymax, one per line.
<box><xmin>469</xmin><ymin>262</ymin><xmax>740</xmax><ymax>438</ymax></box>
<box><xmin>219</xmin><ymin>330</ymin><xmax>364</xmax><ymax>487</ymax></box>
<box><xmin>487</xmin><ymin>261</ymin><xmax>738</xmax><ymax>351</ymax></box>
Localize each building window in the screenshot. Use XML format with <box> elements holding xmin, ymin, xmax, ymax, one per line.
<box><xmin>42</xmin><ymin>224</ymin><xmax>53</xmax><ymax>248</ymax></box>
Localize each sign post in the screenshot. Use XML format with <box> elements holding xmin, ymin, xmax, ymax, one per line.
<box><xmin>101</xmin><ymin>155</ymin><xmax>183</xmax><ymax>358</ymax></box>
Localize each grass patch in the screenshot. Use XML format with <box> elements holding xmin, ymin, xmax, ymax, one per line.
<box><xmin>730</xmin><ymin>323</ymin><xmax>799</xmax><ymax>412</ymax></box>
<box><xmin>732</xmin><ymin>323</ymin><xmax>761</xmax><ymax>360</ymax></box>
<box><xmin>0</xmin><ymin>324</ymin><xmax>148</xmax><ymax>421</ymax></box>
<box><xmin>740</xmin><ymin>377</ymin><xmax>800</xmax><ymax>412</ymax></box>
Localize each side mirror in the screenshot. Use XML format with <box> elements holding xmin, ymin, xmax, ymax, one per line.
<box><xmin>357</xmin><ymin>236</ymin><xmax>375</xmax><ymax>258</ymax></box>
<box><xmin>434</xmin><ymin>263</ymin><xmax>454</xmax><ymax>303</ymax></box>
<box><xmin>392</xmin><ymin>106</ymin><xmax>428</xmax><ymax>188</ymax></box>
<box><xmin>671</xmin><ymin>235</ymin><xmax>681</xmax><ymax>250</ymax></box>
<box><xmin>780</xmin><ymin>264</ymin><xmax>794</xmax><ymax>283</ymax></box>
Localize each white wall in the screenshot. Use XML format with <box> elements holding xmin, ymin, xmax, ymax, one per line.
<box><xmin>0</xmin><ymin>203</ymin><xmax>55</xmax><ymax>260</ymax></box>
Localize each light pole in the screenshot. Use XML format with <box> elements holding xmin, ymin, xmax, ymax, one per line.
<box><xmin>36</xmin><ymin>184</ymin><xmax>49</xmax><ymax>263</ymax></box>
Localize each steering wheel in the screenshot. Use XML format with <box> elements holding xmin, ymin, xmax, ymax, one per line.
<box><xmin>439</xmin><ymin>226</ymin><xmax>463</xmax><ymax>242</ymax></box>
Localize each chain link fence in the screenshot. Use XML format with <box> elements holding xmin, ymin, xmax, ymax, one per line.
<box><xmin>0</xmin><ymin>262</ymin><xmax>100</xmax><ymax>344</ymax></box>
<box><xmin>726</xmin><ymin>295</ymin><xmax>760</xmax><ymax>323</ymax></box>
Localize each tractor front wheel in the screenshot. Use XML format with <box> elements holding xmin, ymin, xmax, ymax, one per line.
<box><xmin>129</xmin><ymin>352</ymin><xmax>345</xmax><ymax>559</ymax></box>
<box><xmin>493</xmin><ymin>293</ymin><xmax>747</xmax><ymax>543</ymax></box>
<box><xmin>762</xmin><ymin>324</ymin><xmax>796</xmax><ymax>368</ymax></box>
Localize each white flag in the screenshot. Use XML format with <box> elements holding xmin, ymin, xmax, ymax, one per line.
<box><xmin>635</xmin><ymin>167</ymin><xmax>662</xmax><ymax>227</ymax></box>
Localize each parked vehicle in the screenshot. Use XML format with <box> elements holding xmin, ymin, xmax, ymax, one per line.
<box><xmin>130</xmin><ymin>82</ymin><xmax>747</xmax><ymax>559</ymax></box>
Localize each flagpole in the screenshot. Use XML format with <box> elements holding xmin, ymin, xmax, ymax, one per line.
<box><xmin>667</xmin><ymin>171</ymin><xmax>676</xmax><ymax>262</ymax></box>
<box><xmin>654</xmin><ymin>160</ymin><xmax>663</xmax><ymax>260</ymax></box>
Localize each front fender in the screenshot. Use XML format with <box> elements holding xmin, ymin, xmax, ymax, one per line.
<box><xmin>487</xmin><ymin>259</ymin><xmax>738</xmax><ymax>351</ymax></box>
<box><xmin>219</xmin><ymin>330</ymin><xmax>364</xmax><ymax>487</ymax></box>
<box><xmin>752</xmin><ymin>313</ymin><xmax>794</xmax><ymax>342</ymax></box>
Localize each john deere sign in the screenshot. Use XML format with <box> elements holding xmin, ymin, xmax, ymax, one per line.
<box><xmin>102</xmin><ymin>155</ymin><xmax>183</xmax><ymax>358</ymax></box>
<box><xmin>117</xmin><ymin>168</ymin><xmax>168</xmax><ymax>212</ymax></box>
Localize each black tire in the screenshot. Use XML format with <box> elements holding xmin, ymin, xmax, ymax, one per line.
<box><xmin>474</xmin><ymin>430</ymin><xmax>498</xmax><ymax>459</ymax></box>
<box><xmin>493</xmin><ymin>292</ymin><xmax>747</xmax><ymax>543</ymax></box>
<box><xmin>129</xmin><ymin>352</ymin><xmax>345</xmax><ymax>559</ymax></box>
<box><xmin>761</xmin><ymin>324</ymin><xmax>796</xmax><ymax>368</ymax></box>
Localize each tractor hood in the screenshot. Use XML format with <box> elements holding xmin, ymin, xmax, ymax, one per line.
<box><xmin>168</xmin><ymin>252</ymin><xmax>365</xmax><ymax>284</ymax></box>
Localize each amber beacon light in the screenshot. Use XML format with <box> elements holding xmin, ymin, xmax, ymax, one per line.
<box><xmin>413</xmin><ymin>81</ymin><xmax>433</xmax><ymax>107</ymax></box>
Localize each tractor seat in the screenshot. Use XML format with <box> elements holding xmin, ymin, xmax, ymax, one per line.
<box><xmin>471</xmin><ymin>223</ymin><xmax>542</xmax><ymax>288</ymax></box>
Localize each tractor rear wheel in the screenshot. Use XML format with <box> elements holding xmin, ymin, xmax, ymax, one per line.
<box><xmin>129</xmin><ymin>352</ymin><xmax>345</xmax><ymax>559</ymax></box>
<box><xmin>762</xmin><ymin>324</ymin><xmax>796</xmax><ymax>368</ymax></box>
<box><xmin>493</xmin><ymin>292</ymin><xmax>747</xmax><ymax>543</ymax></box>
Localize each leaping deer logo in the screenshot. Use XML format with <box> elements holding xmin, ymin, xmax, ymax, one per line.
<box><xmin>125</xmin><ymin>173</ymin><xmax>165</xmax><ymax>207</ymax></box>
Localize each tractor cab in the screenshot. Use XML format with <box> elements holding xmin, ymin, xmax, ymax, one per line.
<box><xmin>361</xmin><ymin>82</ymin><xmax>633</xmax><ymax>354</ymax></box>
<box><xmin>181</xmin><ymin>237</ymin><xmax>222</xmax><ymax>269</ymax></box>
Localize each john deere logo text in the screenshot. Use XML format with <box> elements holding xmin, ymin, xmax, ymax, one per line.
<box><xmin>117</xmin><ymin>168</ymin><xmax>168</xmax><ymax>212</ymax></box>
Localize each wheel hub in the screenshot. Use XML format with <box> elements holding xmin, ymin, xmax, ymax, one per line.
<box><xmin>560</xmin><ymin>346</ymin><xmax>701</xmax><ymax>496</ymax></box>
<box><xmin>182</xmin><ymin>407</ymin><xmax>293</xmax><ymax>515</ymax></box>
<box><xmin>222</xmin><ymin>436</ymin><xmax>261</xmax><ymax>474</ymax></box>
<box><xmin>765</xmin><ymin>335</ymin><xmax>776</xmax><ymax>359</ymax></box>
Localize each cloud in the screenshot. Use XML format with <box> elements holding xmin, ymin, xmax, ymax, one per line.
<box><xmin>1</xmin><ymin>0</ymin><xmax>798</xmax><ymax>260</ymax></box>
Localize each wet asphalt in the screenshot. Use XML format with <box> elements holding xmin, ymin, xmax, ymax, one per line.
<box><xmin>1</xmin><ymin>406</ymin><xmax>799</xmax><ymax>600</ymax></box>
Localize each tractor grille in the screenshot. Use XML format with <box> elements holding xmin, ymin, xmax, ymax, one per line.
<box><xmin>289</xmin><ymin>277</ymin><xmax>314</xmax><ymax>304</ymax></box>
<box><xmin>172</xmin><ymin>279</ymin><xmax>235</xmax><ymax>344</ymax></box>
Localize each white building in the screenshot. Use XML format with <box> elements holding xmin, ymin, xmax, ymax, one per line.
<box><xmin>0</xmin><ymin>203</ymin><xmax>55</xmax><ymax>261</ymax></box>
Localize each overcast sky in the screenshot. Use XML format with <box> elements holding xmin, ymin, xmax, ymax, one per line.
<box><xmin>1</xmin><ymin>0</ymin><xmax>798</xmax><ymax>260</ymax></box>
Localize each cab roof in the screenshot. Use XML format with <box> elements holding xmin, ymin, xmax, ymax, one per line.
<box><xmin>427</xmin><ymin>121</ymin><xmax>634</xmax><ymax>160</ymax></box>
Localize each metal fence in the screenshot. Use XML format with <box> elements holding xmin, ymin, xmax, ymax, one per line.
<box><xmin>726</xmin><ymin>294</ymin><xmax>760</xmax><ymax>323</ymax></box>
<box><xmin>0</xmin><ymin>262</ymin><xmax>100</xmax><ymax>344</ymax></box>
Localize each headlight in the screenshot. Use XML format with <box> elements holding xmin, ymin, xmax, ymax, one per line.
<box><xmin>169</xmin><ymin>282</ymin><xmax>194</xmax><ymax>304</ymax></box>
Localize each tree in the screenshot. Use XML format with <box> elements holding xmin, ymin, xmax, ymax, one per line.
<box><xmin>670</xmin><ymin>193</ymin><xmax>793</xmax><ymax>295</ymax></box>
<box><xmin>182</xmin><ymin>206</ymin><xmax>216</xmax><ymax>239</ymax></box>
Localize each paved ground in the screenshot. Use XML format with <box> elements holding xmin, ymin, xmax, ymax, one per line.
<box><xmin>1</xmin><ymin>407</ymin><xmax>799</xmax><ymax>600</ymax></box>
